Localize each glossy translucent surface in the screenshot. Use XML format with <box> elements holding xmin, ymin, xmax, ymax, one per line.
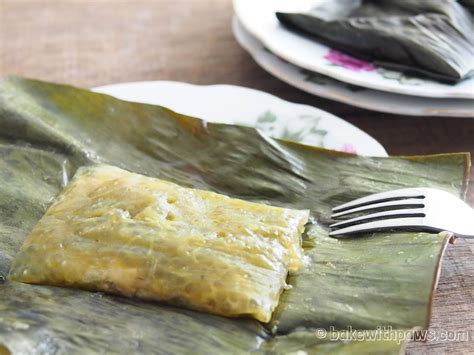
<box><xmin>9</xmin><ymin>165</ymin><xmax>309</xmax><ymax>322</ymax></box>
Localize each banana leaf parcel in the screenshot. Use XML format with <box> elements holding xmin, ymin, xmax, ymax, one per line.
<box><xmin>276</xmin><ymin>0</ymin><xmax>474</xmax><ymax>83</ymax></box>
<box><xmin>0</xmin><ymin>77</ymin><xmax>470</xmax><ymax>354</ymax></box>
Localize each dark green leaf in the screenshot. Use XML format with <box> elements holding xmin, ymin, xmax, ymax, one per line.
<box><xmin>0</xmin><ymin>77</ymin><xmax>470</xmax><ymax>354</ymax></box>
<box><xmin>277</xmin><ymin>0</ymin><xmax>474</xmax><ymax>82</ymax></box>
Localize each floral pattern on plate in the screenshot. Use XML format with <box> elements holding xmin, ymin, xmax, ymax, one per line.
<box><xmin>254</xmin><ymin>110</ymin><xmax>328</xmax><ymax>147</ymax></box>
<box><xmin>324</xmin><ymin>50</ymin><xmax>375</xmax><ymax>72</ymax></box>
<box><xmin>232</xmin><ymin>17</ymin><xmax>474</xmax><ymax>117</ymax></box>
<box><xmin>233</xmin><ymin>0</ymin><xmax>474</xmax><ymax>99</ymax></box>
<box><xmin>250</xmin><ymin>110</ymin><xmax>357</xmax><ymax>154</ymax></box>
<box><xmin>93</xmin><ymin>81</ymin><xmax>385</xmax><ymax>156</ymax></box>
<box><xmin>324</xmin><ymin>50</ymin><xmax>425</xmax><ymax>86</ymax></box>
<box><xmin>376</xmin><ymin>68</ymin><xmax>424</xmax><ymax>86</ymax></box>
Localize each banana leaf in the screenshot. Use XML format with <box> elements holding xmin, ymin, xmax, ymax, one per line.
<box><xmin>460</xmin><ymin>0</ymin><xmax>474</xmax><ymax>13</ymax></box>
<box><xmin>276</xmin><ymin>0</ymin><xmax>474</xmax><ymax>83</ymax></box>
<box><xmin>0</xmin><ymin>77</ymin><xmax>470</xmax><ymax>354</ymax></box>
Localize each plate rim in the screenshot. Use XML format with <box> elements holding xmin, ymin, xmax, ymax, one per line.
<box><xmin>232</xmin><ymin>0</ymin><xmax>474</xmax><ymax>99</ymax></box>
<box><xmin>232</xmin><ymin>17</ymin><xmax>474</xmax><ymax>118</ymax></box>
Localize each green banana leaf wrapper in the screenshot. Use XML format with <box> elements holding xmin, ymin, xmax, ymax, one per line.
<box><xmin>276</xmin><ymin>0</ymin><xmax>474</xmax><ymax>83</ymax></box>
<box><xmin>0</xmin><ymin>77</ymin><xmax>470</xmax><ymax>354</ymax></box>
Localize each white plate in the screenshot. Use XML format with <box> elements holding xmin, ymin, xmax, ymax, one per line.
<box><xmin>93</xmin><ymin>81</ymin><xmax>387</xmax><ymax>157</ymax></box>
<box><xmin>233</xmin><ymin>0</ymin><xmax>474</xmax><ymax>99</ymax></box>
<box><xmin>232</xmin><ymin>18</ymin><xmax>474</xmax><ymax>117</ymax></box>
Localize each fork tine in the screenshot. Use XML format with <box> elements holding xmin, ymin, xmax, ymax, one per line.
<box><xmin>332</xmin><ymin>188</ymin><xmax>425</xmax><ymax>213</ymax></box>
<box><xmin>329</xmin><ymin>217</ymin><xmax>428</xmax><ymax>237</ymax></box>
<box><xmin>331</xmin><ymin>198</ymin><xmax>424</xmax><ymax>218</ymax></box>
<box><xmin>330</xmin><ymin>208</ymin><xmax>425</xmax><ymax>228</ymax></box>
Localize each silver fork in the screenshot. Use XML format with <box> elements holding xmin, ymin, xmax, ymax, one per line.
<box><xmin>329</xmin><ymin>188</ymin><xmax>474</xmax><ymax>238</ymax></box>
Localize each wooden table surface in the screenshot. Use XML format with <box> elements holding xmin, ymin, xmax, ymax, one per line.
<box><xmin>1</xmin><ymin>0</ymin><xmax>473</xmax><ymax>353</ymax></box>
